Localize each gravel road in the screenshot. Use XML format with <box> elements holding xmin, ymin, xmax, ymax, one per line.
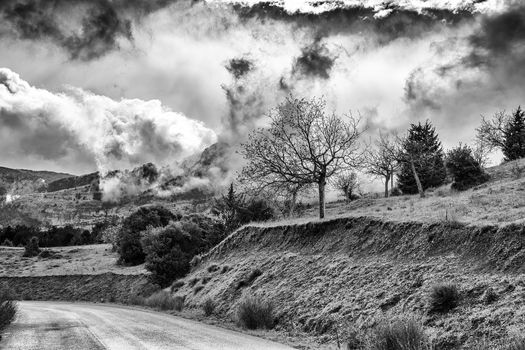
<box><xmin>0</xmin><ymin>301</ymin><xmax>293</xmax><ymax>350</ymax></box>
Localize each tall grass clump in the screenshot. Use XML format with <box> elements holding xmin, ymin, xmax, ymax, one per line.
<box><xmin>143</xmin><ymin>291</ymin><xmax>184</xmax><ymax>311</ymax></box>
<box><xmin>428</xmin><ymin>283</ymin><xmax>460</xmax><ymax>313</ymax></box>
<box><xmin>202</xmin><ymin>298</ymin><xmax>216</xmax><ymax>316</ymax></box>
<box><xmin>236</xmin><ymin>294</ymin><xmax>274</xmax><ymax>330</ymax></box>
<box><xmin>368</xmin><ymin>316</ymin><xmax>430</xmax><ymax>350</ymax></box>
<box><xmin>0</xmin><ymin>288</ymin><xmax>17</xmax><ymax>333</ymax></box>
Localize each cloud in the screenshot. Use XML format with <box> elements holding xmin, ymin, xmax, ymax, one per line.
<box><xmin>292</xmin><ymin>39</ymin><xmax>335</xmax><ymax>79</ymax></box>
<box><xmin>0</xmin><ymin>68</ymin><xmax>217</xmax><ymax>174</ymax></box>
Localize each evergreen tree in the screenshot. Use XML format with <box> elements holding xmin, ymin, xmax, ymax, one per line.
<box><xmin>502</xmin><ymin>107</ymin><xmax>525</xmax><ymax>161</ymax></box>
<box><xmin>446</xmin><ymin>144</ymin><xmax>489</xmax><ymax>191</ymax></box>
<box><xmin>397</xmin><ymin>121</ymin><xmax>447</xmax><ymax>194</ymax></box>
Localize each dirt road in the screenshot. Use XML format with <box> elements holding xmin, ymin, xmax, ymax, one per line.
<box><xmin>0</xmin><ymin>301</ymin><xmax>293</xmax><ymax>350</ymax></box>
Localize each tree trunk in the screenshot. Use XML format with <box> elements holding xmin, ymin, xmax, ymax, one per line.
<box><xmin>410</xmin><ymin>160</ymin><xmax>425</xmax><ymax>198</ymax></box>
<box><xmin>384</xmin><ymin>175</ymin><xmax>389</xmax><ymax>198</ymax></box>
<box><xmin>318</xmin><ymin>178</ymin><xmax>326</xmax><ymax>219</ymax></box>
<box><xmin>390</xmin><ymin>167</ymin><xmax>394</xmax><ymax>189</ymax></box>
<box><xmin>289</xmin><ymin>190</ymin><xmax>298</xmax><ymax>217</ymax></box>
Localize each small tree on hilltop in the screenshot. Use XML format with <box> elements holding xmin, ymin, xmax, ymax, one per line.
<box><xmin>240</xmin><ymin>96</ymin><xmax>364</xmax><ymax>219</ymax></box>
<box><xmin>503</xmin><ymin>107</ymin><xmax>525</xmax><ymax>161</ymax></box>
<box><xmin>364</xmin><ymin>132</ymin><xmax>399</xmax><ymax>198</ymax></box>
<box><xmin>333</xmin><ymin>172</ymin><xmax>359</xmax><ymax>202</ymax></box>
<box><xmin>397</xmin><ymin>121</ymin><xmax>447</xmax><ymax>197</ymax></box>
<box><xmin>212</xmin><ymin>183</ymin><xmax>244</xmax><ymax>233</ymax></box>
<box><xmin>477</xmin><ymin>107</ymin><xmax>525</xmax><ymax>161</ymax></box>
<box><xmin>446</xmin><ymin>144</ymin><xmax>489</xmax><ymax>191</ymax></box>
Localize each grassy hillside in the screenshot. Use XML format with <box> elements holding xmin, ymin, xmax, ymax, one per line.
<box><xmin>287</xmin><ymin>158</ymin><xmax>525</xmax><ymax>227</ymax></box>
<box><xmin>175</xmin><ymin>217</ymin><xmax>525</xmax><ymax>349</ymax></box>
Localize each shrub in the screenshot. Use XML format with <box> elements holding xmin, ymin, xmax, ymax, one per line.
<box><xmin>237</xmin><ymin>268</ymin><xmax>262</xmax><ymax>289</ymax></box>
<box><xmin>141</xmin><ymin>223</ymin><xmax>197</xmax><ymax>287</ymax></box>
<box><xmin>171</xmin><ymin>280</ymin><xmax>185</xmax><ymax>292</ymax></box>
<box><xmin>368</xmin><ymin>316</ymin><xmax>430</xmax><ymax>350</ymax></box>
<box><xmin>143</xmin><ymin>291</ymin><xmax>184</xmax><ymax>311</ymax></box>
<box><xmin>390</xmin><ymin>187</ymin><xmax>402</xmax><ymax>197</ymax></box>
<box><xmin>1</xmin><ymin>239</ymin><xmax>13</xmax><ymax>247</ymax></box>
<box><xmin>483</xmin><ymin>287</ymin><xmax>498</xmax><ymax>305</ymax></box>
<box><xmin>117</xmin><ymin>205</ymin><xmax>176</xmax><ymax>265</ymax></box>
<box><xmin>0</xmin><ymin>287</ymin><xmax>17</xmax><ymax>333</ymax></box>
<box><xmin>23</xmin><ymin>236</ymin><xmax>40</xmax><ymax>257</ymax></box>
<box><xmin>428</xmin><ymin>283</ymin><xmax>460</xmax><ymax>313</ymax></box>
<box><xmin>446</xmin><ymin>144</ymin><xmax>489</xmax><ymax>191</ymax></box>
<box><xmin>193</xmin><ymin>285</ymin><xmax>204</xmax><ymax>294</ymax></box>
<box><xmin>202</xmin><ymin>298</ymin><xmax>216</xmax><ymax>316</ymax></box>
<box><xmin>236</xmin><ymin>294</ymin><xmax>275</xmax><ymax>330</ymax></box>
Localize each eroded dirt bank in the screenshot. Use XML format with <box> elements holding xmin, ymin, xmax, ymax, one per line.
<box><xmin>0</xmin><ymin>273</ymin><xmax>157</xmax><ymax>302</ymax></box>
<box><xmin>175</xmin><ymin>217</ymin><xmax>525</xmax><ymax>349</ymax></box>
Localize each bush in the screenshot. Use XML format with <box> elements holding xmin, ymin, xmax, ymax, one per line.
<box><xmin>117</xmin><ymin>205</ymin><xmax>176</xmax><ymax>265</ymax></box>
<box><xmin>141</xmin><ymin>216</ymin><xmax>224</xmax><ymax>287</ymax></box>
<box><xmin>446</xmin><ymin>144</ymin><xmax>489</xmax><ymax>191</ymax></box>
<box><xmin>202</xmin><ymin>298</ymin><xmax>216</xmax><ymax>316</ymax></box>
<box><xmin>368</xmin><ymin>316</ymin><xmax>430</xmax><ymax>350</ymax></box>
<box><xmin>141</xmin><ymin>223</ymin><xmax>198</xmax><ymax>287</ymax></box>
<box><xmin>0</xmin><ymin>287</ymin><xmax>17</xmax><ymax>333</ymax></box>
<box><xmin>428</xmin><ymin>283</ymin><xmax>460</xmax><ymax>313</ymax></box>
<box><xmin>1</xmin><ymin>239</ymin><xmax>13</xmax><ymax>247</ymax></box>
<box><xmin>23</xmin><ymin>236</ymin><xmax>40</xmax><ymax>257</ymax></box>
<box><xmin>143</xmin><ymin>291</ymin><xmax>184</xmax><ymax>311</ymax></box>
<box><xmin>236</xmin><ymin>294</ymin><xmax>275</xmax><ymax>330</ymax></box>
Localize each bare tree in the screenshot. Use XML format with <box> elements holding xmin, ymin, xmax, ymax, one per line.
<box><xmin>472</xmin><ymin>139</ymin><xmax>491</xmax><ymax>168</ymax></box>
<box><xmin>240</xmin><ymin>96</ymin><xmax>364</xmax><ymax>219</ymax></box>
<box><xmin>476</xmin><ymin>111</ymin><xmax>507</xmax><ymax>152</ymax></box>
<box><xmin>364</xmin><ymin>132</ymin><xmax>398</xmax><ymax>197</ymax></box>
<box><xmin>332</xmin><ymin>172</ymin><xmax>359</xmax><ymax>202</ymax></box>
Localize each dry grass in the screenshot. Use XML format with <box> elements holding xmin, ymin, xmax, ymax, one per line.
<box><xmin>368</xmin><ymin>316</ymin><xmax>430</xmax><ymax>350</ymax></box>
<box><xmin>249</xmin><ymin>158</ymin><xmax>525</xmax><ymax>228</ymax></box>
<box><xmin>0</xmin><ymin>244</ymin><xmax>146</xmax><ymax>277</ymax></box>
<box><xmin>141</xmin><ymin>291</ymin><xmax>184</xmax><ymax>311</ymax></box>
<box><xmin>236</xmin><ymin>294</ymin><xmax>274</xmax><ymax>330</ymax></box>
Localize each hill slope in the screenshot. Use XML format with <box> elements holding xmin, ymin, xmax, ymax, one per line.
<box><xmin>174</xmin><ymin>217</ymin><xmax>525</xmax><ymax>349</ymax></box>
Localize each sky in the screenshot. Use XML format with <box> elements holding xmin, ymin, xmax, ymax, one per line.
<box><xmin>0</xmin><ymin>0</ymin><xmax>524</xmax><ymax>180</ymax></box>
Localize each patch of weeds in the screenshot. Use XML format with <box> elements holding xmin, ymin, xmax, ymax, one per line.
<box><xmin>482</xmin><ymin>287</ymin><xmax>498</xmax><ymax>305</ymax></box>
<box><xmin>237</xmin><ymin>268</ymin><xmax>263</xmax><ymax>289</ymax></box>
<box><xmin>368</xmin><ymin>316</ymin><xmax>430</xmax><ymax>350</ymax></box>
<box><xmin>188</xmin><ymin>278</ymin><xmax>199</xmax><ymax>287</ymax></box>
<box><xmin>171</xmin><ymin>280</ymin><xmax>185</xmax><ymax>292</ymax></box>
<box><xmin>207</xmin><ymin>264</ymin><xmax>219</xmax><ymax>273</ymax></box>
<box><xmin>236</xmin><ymin>294</ymin><xmax>274</xmax><ymax>330</ymax></box>
<box><xmin>202</xmin><ymin>298</ymin><xmax>216</xmax><ymax>316</ymax></box>
<box><xmin>143</xmin><ymin>291</ymin><xmax>184</xmax><ymax>311</ymax></box>
<box><xmin>428</xmin><ymin>283</ymin><xmax>460</xmax><ymax>314</ymax></box>
<box><xmin>0</xmin><ymin>287</ymin><xmax>17</xmax><ymax>333</ymax></box>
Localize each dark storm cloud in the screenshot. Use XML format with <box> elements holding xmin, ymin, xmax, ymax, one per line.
<box><xmin>292</xmin><ymin>40</ymin><xmax>335</xmax><ymax>79</ymax></box>
<box><xmin>226</xmin><ymin>58</ymin><xmax>254</xmax><ymax>80</ymax></box>
<box><xmin>465</xmin><ymin>4</ymin><xmax>525</xmax><ymax>71</ymax></box>
<box><xmin>232</xmin><ymin>2</ymin><xmax>476</xmax><ymax>42</ymax></box>
<box><xmin>0</xmin><ymin>0</ymin><xmax>188</xmax><ymax>60</ymax></box>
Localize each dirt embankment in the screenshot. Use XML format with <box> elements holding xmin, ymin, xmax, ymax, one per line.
<box><xmin>175</xmin><ymin>217</ymin><xmax>525</xmax><ymax>349</ymax></box>
<box><xmin>0</xmin><ymin>273</ymin><xmax>157</xmax><ymax>303</ymax></box>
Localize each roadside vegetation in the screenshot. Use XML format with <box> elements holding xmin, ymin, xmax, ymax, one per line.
<box><xmin>0</xmin><ymin>287</ymin><xmax>17</xmax><ymax>337</ymax></box>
